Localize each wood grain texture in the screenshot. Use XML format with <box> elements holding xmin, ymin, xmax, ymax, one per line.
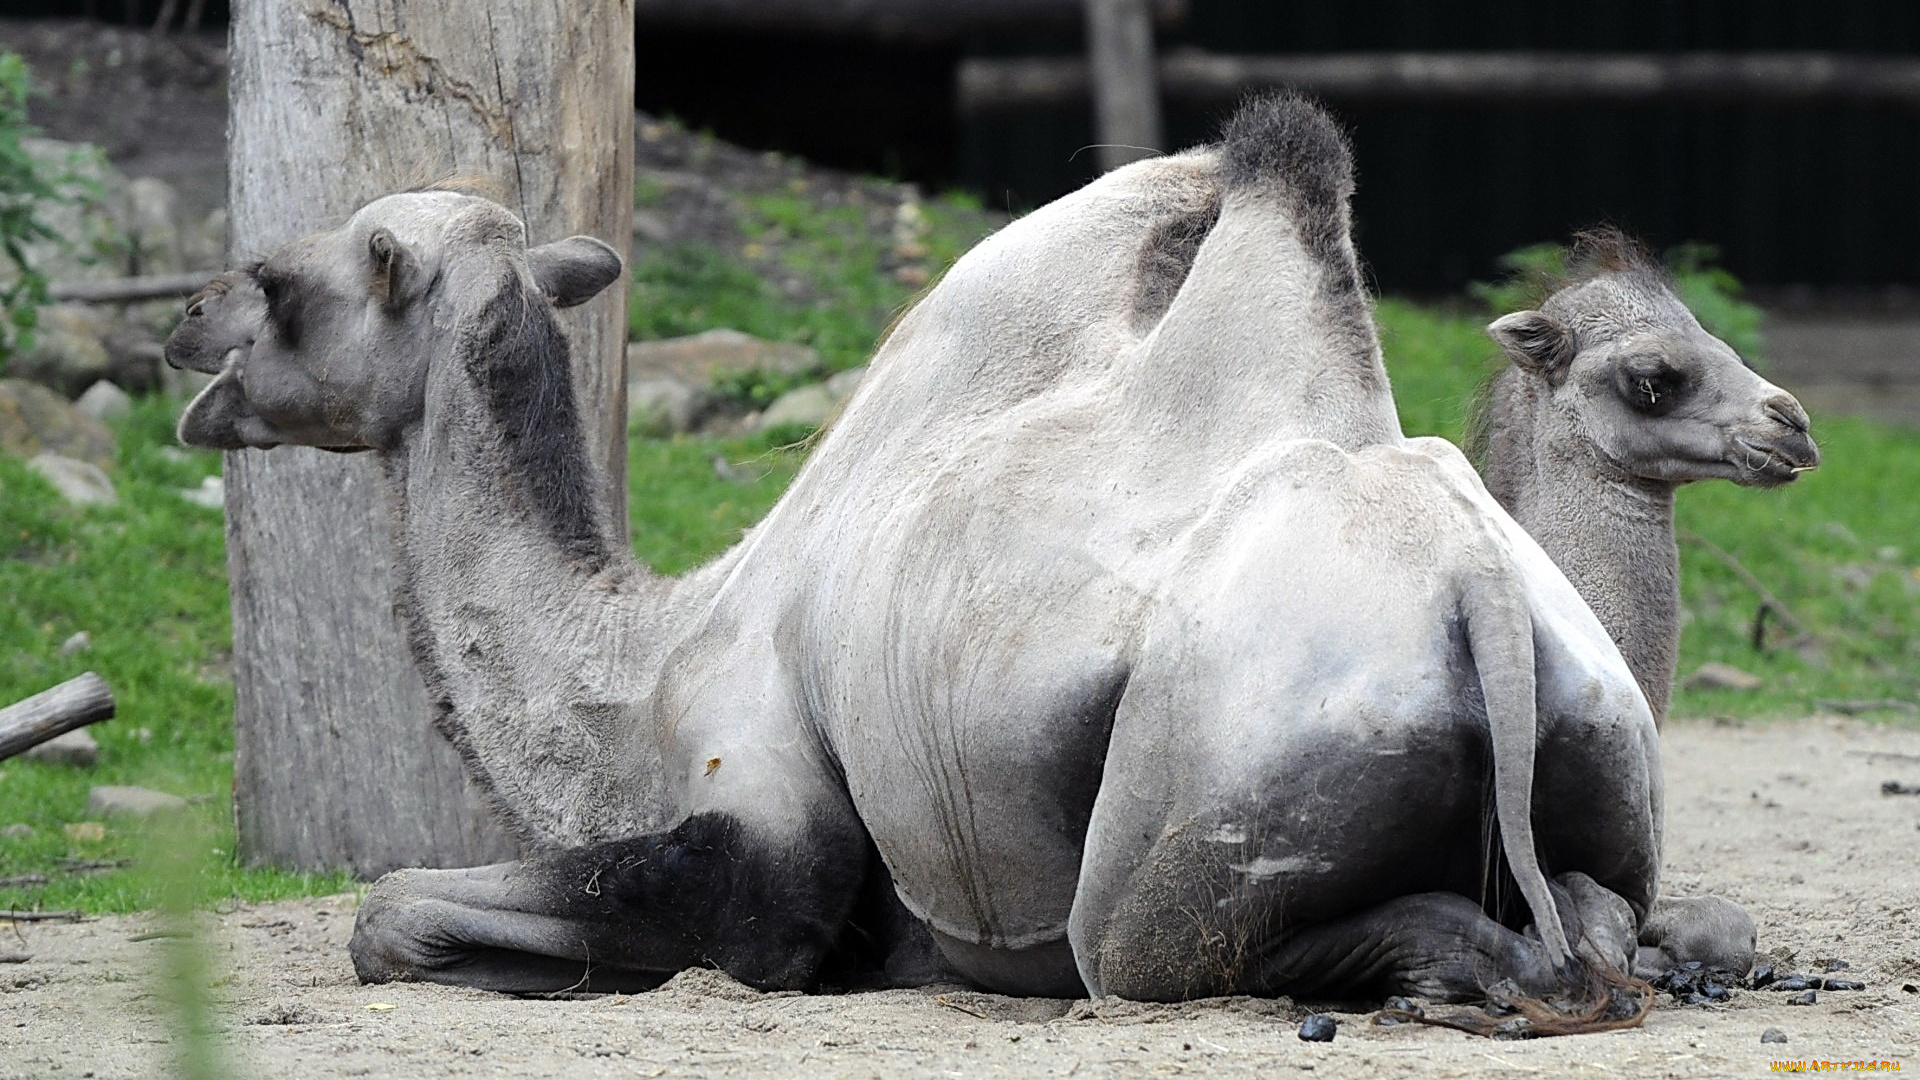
<box><xmin>226</xmin><ymin>0</ymin><xmax>633</xmax><ymax>875</ymax></box>
<box><xmin>0</xmin><ymin>673</ymin><xmax>114</xmax><ymax>762</ymax></box>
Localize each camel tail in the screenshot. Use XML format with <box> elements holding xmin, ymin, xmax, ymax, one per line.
<box><xmin>1218</xmin><ymin>92</ymin><xmax>1354</xmax><ymax>229</ymax></box>
<box><xmin>1459</xmin><ymin>569</ymin><xmax>1575</xmax><ymax>969</ymax></box>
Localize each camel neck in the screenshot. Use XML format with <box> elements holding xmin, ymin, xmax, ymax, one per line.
<box><xmin>374</xmin><ymin>314</ymin><xmax>679</xmax><ymax>848</ymax></box>
<box><xmin>1479</xmin><ymin>372</ymin><xmax>1679</xmax><ymax>723</ymax></box>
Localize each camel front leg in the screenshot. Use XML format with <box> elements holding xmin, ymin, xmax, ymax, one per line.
<box><xmin>350</xmin><ymin>810</ymin><xmax>868</xmax><ymax>994</ymax></box>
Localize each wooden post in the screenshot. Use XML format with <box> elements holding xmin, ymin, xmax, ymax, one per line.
<box><xmin>224</xmin><ymin>0</ymin><xmax>634</xmax><ymax>875</ymax></box>
<box><xmin>1083</xmin><ymin>0</ymin><xmax>1163</xmax><ymax>171</ymax></box>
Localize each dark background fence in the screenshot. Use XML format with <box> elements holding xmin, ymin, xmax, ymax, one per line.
<box><xmin>10</xmin><ymin>0</ymin><xmax>1917</xmax><ymax>290</ymax></box>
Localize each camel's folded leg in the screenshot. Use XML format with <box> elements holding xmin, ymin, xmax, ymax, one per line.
<box><xmin>1633</xmin><ymin>894</ymin><xmax>1757</xmax><ymax>977</ymax></box>
<box><xmin>1227</xmin><ymin>874</ymin><xmax>1637</xmax><ymax>1005</ymax></box>
<box><xmin>349</xmin><ymin>811</ymin><xmax>866</xmax><ymax>994</ymax></box>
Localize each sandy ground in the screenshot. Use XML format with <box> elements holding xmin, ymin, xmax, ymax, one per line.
<box><xmin>2</xmin><ymin>717</ymin><xmax>1917</xmax><ymax>1079</ymax></box>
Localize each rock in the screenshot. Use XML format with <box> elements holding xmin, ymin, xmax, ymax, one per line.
<box><xmin>14</xmin><ymin>304</ymin><xmax>117</xmax><ymax>396</ymax></box>
<box><xmin>86</xmin><ymin>785</ymin><xmax>187</xmax><ymax>818</ymax></box>
<box><xmin>1821</xmin><ymin>979</ymin><xmax>1865</xmax><ymax>991</ymax></box>
<box><xmin>63</xmin><ymin>821</ymin><xmax>105</xmax><ymax>842</ymax></box>
<box><xmin>1684</xmin><ymin>662</ymin><xmax>1764</xmax><ymax>692</ymax></box>
<box><xmin>1823</xmin><ymin>959</ymin><xmax>1851</xmax><ymax>972</ymax></box>
<box><xmin>1785</xmin><ymin>989</ymin><xmax>1817</xmax><ymax>1006</ymax></box>
<box><xmin>178</xmin><ymin>475</ymin><xmax>224</xmax><ymax>509</ymax></box>
<box><xmin>626</xmin><ymin>374</ymin><xmax>703</xmax><ymax>437</ymax></box>
<box><xmin>60</xmin><ymin>631</ymin><xmax>91</xmax><ymax>655</ymax></box>
<box><xmin>28</xmin><ymin>452</ymin><xmax>117</xmax><ymax>506</ymax></box>
<box><xmin>23</xmin><ymin>728</ymin><xmax>98</xmax><ymax>767</ymax></box>
<box><xmin>0</xmin><ymin>378</ymin><xmax>118</xmax><ymax>469</ymax></box>
<box><xmin>626</xmin><ymin>329</ymin><xmax>820</xmax><ymax>387</ymax></box>
<box><xmin>0</xmin><ymin>824</ymin><xmax>31</xmax><ymax>839</ymax></box>
<box><xmin>824</xmin><ymin>365</ymin><xmax>866</xmax><ymax>402</ymax></box>
<box><xmin>1761</xmin><ymin>1028</ymin><xmax>1788</xmax><ymax>1044</ymax></box>
<box><xmin>74</xmin><ymin>380</ymin><xmax>132</xmax><ymax>422</ymax></box>
<box><xmin>12</xmin><ymin>139</ymin><xmax>131</xmax><ymax>286</ymax></box>
<box><xmin>127</xmin><ymin>177</ymin><xmax>184</xmax><ymax>276</ymax></box>
<box><xmin>757</xmin><ymin>383</ymin><xmax>838</xmax><ymax>433</ymax></box>
<box><xmin>1770</xmin><ymin>974</ymin><xmax>1817</xmax><ymax>992</ymax></box>
<box><xmin>1297</xmin><ymin>1014</ymin><xmax>1336</xmax><ymax>1042</ymax></box>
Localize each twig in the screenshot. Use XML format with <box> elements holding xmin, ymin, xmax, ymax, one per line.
<box><xmin>1679</xmin><ymin>531</ymin><xmax>1817</xmax><ymax>644</ymax></box>
<box><xmin>934</xmin><ymin>994</ymin><xmax>989</xmax><ymax>1019</ymax></box>
<box><xmin>0</xmin><ymin>875</ymin><xmax>48</xmax><ymax>889</ymax></box>
<box><xmin>128</xmin><ymin>930</ymin><xmax>192</xmax><ymax>942</ymax></box>
<box><xmin>0</xmin><ymin>910</ymin><xmax>85</xmax><ymax>922</ymax></box>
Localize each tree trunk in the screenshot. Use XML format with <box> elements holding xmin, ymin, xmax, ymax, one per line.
<box><xmin>1083</xmin><ymin>0</ymin><xmax>1162</xmax><ymax>171</ymax></box>
<box><xmin>225</xmin><ymin>0</ymin><xmax>633</xmax><ymax>875</ymax></box>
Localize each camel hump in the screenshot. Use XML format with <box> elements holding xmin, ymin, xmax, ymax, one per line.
<box><xmin>1218</xmin><ymin>91</ymin><xmax>1354</xmax><ymax>218</ymax></box>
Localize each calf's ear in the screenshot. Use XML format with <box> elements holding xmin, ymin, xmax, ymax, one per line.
<box><xmin>367</xmin><ymin>227</ymin><xmax>431</xmax><ymax>311</ymax></box>
<box><xmin>1487</xmin><ymin>310</ymin><xmax>1575</xmax><ymax>381</ymax></box>
<box><xmin>528</xmin><ymin>236</ymin><xmax>624</xmax><ymax>308</ymax></box>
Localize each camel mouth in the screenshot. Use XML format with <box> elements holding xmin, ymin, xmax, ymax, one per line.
<box><xmin>1731</xmin><ymin>435</ymin><xmax>1819</xmax><ymax>487</ymax></box>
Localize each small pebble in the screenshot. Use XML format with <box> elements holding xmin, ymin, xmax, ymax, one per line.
<box><xmin>1821</xmin><ymin>979</ymin><xmax>1865</xmax><ymax>992</ymax></box>
<box><xmin>1761</xmin><ymin>1028</ymin><xmax>1788</xmax><ymax>1044</ymax></box>
<box><xmin>1786</xmin><ymin>990</ymin><xmax>1818</xmax><ymax>1006</ymax></box>
<box><xmin>1297</xmin><ymin>1015</ymin><xmax>1337</xmax><ymax>1042</ymax></box>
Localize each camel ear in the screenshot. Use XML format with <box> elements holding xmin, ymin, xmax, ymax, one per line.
<box><xmin>1487</xmin><ymin>310</ymin><xmax>1574</xmax><ymax>380</ymax></box>
<box><xmin>528</xmin><ymin>236</ymin><xmax>623</xmax><ymax>308</ymax></box>
<box><xmin>367</xmin><ymin>227</ymin><xmax>428</xmax><ymax>311</ymax></box>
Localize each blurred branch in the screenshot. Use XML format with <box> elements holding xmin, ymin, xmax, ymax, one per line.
<box><xmin>1680</xmin><ymin>530</ymin><xmax>1818</xmax><ymax>646</ymax></box>
<box><xmin>960</xmin><ymin>49</ymin><xmax>1920</xmax><ymax>111</ymax></box>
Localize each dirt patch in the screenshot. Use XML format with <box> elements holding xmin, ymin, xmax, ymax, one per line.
<box><xmin>1</xmin><ymin>718</ymin><xmax>1915</xmax><ymax>1078</ymax></box>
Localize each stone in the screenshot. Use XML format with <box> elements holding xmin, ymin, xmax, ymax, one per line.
<box><xmin>1684</xmin><ymin>662</ymin><xmax>1764</xmax><ymax>692</ymax></box>
<box><xmin>824</xmin><ymin>365</ymin><xmax>866</xmax><ymax>402</ymax></box>
<box><xmin>1760</xmin><ymin>1028</ymin><xmax>1788</xmax><ymax>1044</ymax></box>
<box><xmin>63</xmin><ymin>821</ymin><xmax>105</xmax><ymax>842</ymax></box>
<box><xmin>178</xmin><ymin>475</ymin><xmax>224</xmax><ymax>509</ymax></box>
<box><xmin>14</xmin><ymin>305</ymin><xmax>116</xmax><ymax>397</ymax></box>
<box><xmin>60</xmin><ymin>631</ymin><xmax>91</xmax><ymax>655</ymax></box>
<box><xmin>127</xmin><ymin>177</ymin><xmax>184</xmax><ymax>276</ymax></box>
<box><xmin>626</xmin><ymin>374</ymin><xmax>703</xmax><ymax>437</ymax></box>
<box><xmin>626</xmin><ymin>329</ymin><xmax>820</xmax><ymax>387</ymax></box>
<box><xmin>74</xmin><ymin>380</ymin><xmax>132</xmax><ymax>422</ymax></box>
<box><xmin>758</xmin><ymin>383</ymin><xmax>837</xmax><ymax>433</ymax></box>
<box><xmin>86</xmin><ymin>785</ymin><xmax>187</xmax><ymax>818</ymax></box>
<box><xmin>1297</xmin><ymin>1014</ymin><xmax>1337</xmax><ymax>1042</ymax></box>
<box><xmin>0</xmin><ymin>824</ymin><xmax>31</xmax><ymax>840</ymax></box>
<box><xmin>28</xmin><ymin>452</ymin><xmax>117</xmax><ymax>506</ymax></box>
<box><xmin>0</xmin><ymin>378</ymin><xmax>117</xmax><ymax>469</ymax></box>
<box><xmin>23</xmin><ymin>728</ymin><xmax>98</xmax><ymax>767</ymax></box>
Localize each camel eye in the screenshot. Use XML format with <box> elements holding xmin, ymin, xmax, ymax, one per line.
<box><xmin>1618</xmin><ymin>360</ymin><xmax>1685</xmax><ymax>416</ymax></box>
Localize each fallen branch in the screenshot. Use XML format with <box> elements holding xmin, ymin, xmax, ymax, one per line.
<box><xmin>1678</xmin><ymin>531</ymin><xmax>1818</xmax><ymax>645</ymax></box>
<box><xmin>0</xmin><ymin>910</ymin><xmax>85</xmax><ymax>922</ymax></box>
<box><xmin>47</xmin><ymin>272</ymin><xmax>217</xmax><ymax>305</ymax></box>
<box><xmin>1816</xmin><ymin>698</ymin><xmax>1919</xmax><ymax>716</ymax></box>
<box><xmin>0</xmin><ymin>673</ymin><xmax>116</xmax><ymax>762</ymax></box>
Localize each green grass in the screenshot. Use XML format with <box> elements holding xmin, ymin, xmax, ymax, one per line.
<box><xmin>2</xmin><ymin>204</ymin><xmax>1914</xmax><ymax>916</ymax></box>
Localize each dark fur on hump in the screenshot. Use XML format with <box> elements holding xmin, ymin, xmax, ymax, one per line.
<box><xmin>461</xmin><ymin>268</ymin><xmax>613</xmax><ymax>573</ymax></box>
<box><xmin>1219</xmin><ymin>91</ymin><xmax>1378</xmax><ymax>378</ymax></box>
<box><xmin>1220</xmin><ymin>91</ymin><xmax>1356</xmax><ymax>265</ymax></box>
<box><xmin>1131</xmin><ymin>201</ymin><xmax>1221</xmax><ymax>330</ymax></box>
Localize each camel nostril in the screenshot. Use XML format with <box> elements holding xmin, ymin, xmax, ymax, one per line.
<box><xmin>1764</xmin><ymin>395</ymin><xmax>1809</xmax><ymax>434</ymax></box>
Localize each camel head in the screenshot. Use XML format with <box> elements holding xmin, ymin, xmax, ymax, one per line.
<box><xmin>1485</xmin><ymin>231</ymin><xmax>1818</xmax><ymax>489</ymax></box>
<box><xmin>175</xmin><ymin>190</ymin><xmax>622</xmax><ymax>453</ymax></box>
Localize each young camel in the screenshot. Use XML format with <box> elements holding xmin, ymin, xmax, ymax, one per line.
<box><xmin>172</xmin><ymin>96</ymin><xmax>1661</xmax><ymax>1025</ymax></box>
<box><xmin>1474</xmin><ymin>233</ymin><xmax>1819</xmax><ymax>973</ymax></box>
